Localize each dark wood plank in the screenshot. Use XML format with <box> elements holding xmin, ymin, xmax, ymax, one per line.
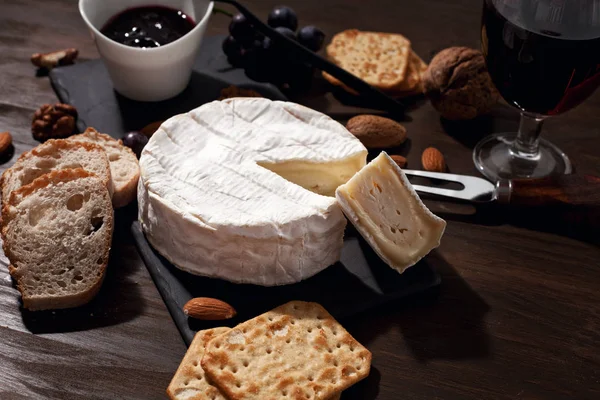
<box><xmin>0</xmin><ymin>0</ymin><xmax>599</xmax><ymax>399</ymax></box>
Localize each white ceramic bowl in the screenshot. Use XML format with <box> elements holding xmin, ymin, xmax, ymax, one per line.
<box><xmin>79</xmin><ymin>0</ymin><xmax>213</xmax><ymax>102</ymax></box>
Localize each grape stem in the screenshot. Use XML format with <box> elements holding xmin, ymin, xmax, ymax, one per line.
<box><xmin>212</xmin><ymin>7</ymin><xmax>233</xmax><ymax>18</ymax></box>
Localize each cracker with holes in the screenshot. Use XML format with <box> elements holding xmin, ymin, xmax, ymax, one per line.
<box><xmin>167</xmin><ymin>327</ymin><xmax>230</xmax><ymax>400</ymax></box>
<box><xmin>1</xmin><ymin>169</ymin><xmax>114</xmax><ymax>311</ymax></box>
<box><xmin>202</xmin><ymin>301</ymin><xmax>371</xmax><ymax>400</ymax></box>
<box><xmin>324</xmin><ymin>29</ymin><xmax>411</xmax><ymax>91</ymax></box>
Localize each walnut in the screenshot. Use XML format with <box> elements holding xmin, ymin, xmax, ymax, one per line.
<box><xmin>31</xmin><ymin>103</ymin><xmax>78</xmax><ymax>141</ymax></box>
<box><xmin>31</xmin><ymin>48</ymin><xmax>78</xmax><ymax>70</ymax></box>
<box><xmin>423</xmin><ymin>47</ymin><xmax>499</xmax><ymax>120</ymax></box>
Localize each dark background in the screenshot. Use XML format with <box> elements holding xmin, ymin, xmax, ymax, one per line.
<box><xmin>0</xmin><ymin>1</ymin><xmax>599</xmax><ymax>399</ymax></box>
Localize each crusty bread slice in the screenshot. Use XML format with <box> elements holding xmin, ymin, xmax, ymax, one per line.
<box><xmin>68</xmin><ymin>127</ymin><xmax>139</xmax><ymax>208</ymax></box>
<box><xmin>1</xmin><ymin>169</ymin><xmax>114</xmax><ymax>311</ymax></box>
<box><xmin>0</xmin><ymin>139</ymin><xmax>112</xmax><ymax>205</ymax></box>
<box><xmin>325</xmin><ymin>29</ymin><xmax>411</xmax><ymax>91</ymax></box>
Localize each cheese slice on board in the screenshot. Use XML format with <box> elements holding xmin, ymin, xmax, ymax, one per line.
<box><xmin>138</xmin><ymin>98</ymin><xmax>367</xmax><ymax>286</ymax></box>
<box><xmin>335</xmin><ymin>152</ymin><xmax>446</xmax><ymax>273</ymax></box>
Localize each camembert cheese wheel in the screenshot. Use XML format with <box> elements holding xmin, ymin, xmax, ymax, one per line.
<box><xmin>138</xmin><ymin>98</ymin><xmax>367</xmax><ymax>286</ymax></box>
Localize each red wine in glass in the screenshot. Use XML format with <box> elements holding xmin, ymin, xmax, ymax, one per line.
<box><xmin>474</xmin><ymin>0</ymin><xmax>600</xmax><ymax>181</ymax></box>
<box><xmin>483</xmin><ymin>0</ymin><xmax>600</xmax><ymax>115</ymax></box>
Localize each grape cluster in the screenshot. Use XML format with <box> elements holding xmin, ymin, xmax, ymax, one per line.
<box><xmin>222</xmin><ymin>6</ymin><xmax>325</xmax><ymax>91</ymax></box>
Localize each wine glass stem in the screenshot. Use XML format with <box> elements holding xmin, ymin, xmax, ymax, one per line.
<box><xmin>511</xmin><ymin>112</ymin><xmax>546</xmax><ymax>158</ymax></box>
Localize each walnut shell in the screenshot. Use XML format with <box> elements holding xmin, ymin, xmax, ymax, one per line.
<box><xmin>423</xmin><ymin>47</ymin><xmax>498</xmax><ymax>120</ymax></box>
<box><xmin>31</xmin><ymin>103</ymin><xmax>78</xmax><ymax>141</ymax></box>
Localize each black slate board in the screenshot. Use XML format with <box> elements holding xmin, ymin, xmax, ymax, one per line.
<box><xmin>49</xmin><ymin>35</ymin><xmax>286</xmax><ymax>137</ymax></box>
<box><xmin>50</xmin><ymin>35</ymin><xmax>441</xmax><ymax>346</ymax></box>
<box><xmin>132</xmin><ymin>222</ymin><xmax>440</xmax><ymax>346</ymax></box>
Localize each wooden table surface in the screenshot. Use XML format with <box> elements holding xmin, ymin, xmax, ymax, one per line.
<box><xmin>1</xmin><ymin>0</ymin><xmax>599</xmax><ymax>399</ymax></box>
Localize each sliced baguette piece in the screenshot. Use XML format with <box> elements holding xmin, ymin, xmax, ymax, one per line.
<box><xmin>0</xmin><ymin>139</ymin><xmax>112</xmax><ymax>205</ymax></box>
<box><xmin>1</xmin><ymin>169</ymin><xmax>114</xmax><ymax>311</ymax></box>
<box><xmin>68</xmin><ymin>127</ymin><xmax>140</xmax><ymax>208</ymax></box>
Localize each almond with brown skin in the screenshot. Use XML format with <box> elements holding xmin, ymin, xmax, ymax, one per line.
<box><xmin>31</xmin><ymin>48</ymin><xmax>78</xmax><ymax>70</ymax></box>
<box><xmin>183</xmin><ymin>297</ymin><xmax>237</xmax><ymax>320</ymax></box>
<box><xmin>390</xmin><ymin>155</ymin><xmax>407</xmax><ymax>168</ymax></box>
<box><xmin>0</xmin><ymin>132</ymin><xmax>13</xmax><ymax>156</ymax></box>
<box><xmin>421</xmin><ymin>147</ymin><xmax>446</xmax><ymax>172</ymax></box>
<box><xmin>346</xmin><ymin>115</ymin><xmax>407</xmax><ymax>148</ymax></box>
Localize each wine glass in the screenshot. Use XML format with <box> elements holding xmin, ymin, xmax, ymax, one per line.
<box><xmin>474</xmin><ymin>0</ymin><xmax>600</xmax><ymax>181</ymax></box>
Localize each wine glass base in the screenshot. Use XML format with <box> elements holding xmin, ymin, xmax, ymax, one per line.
<box><xmin>473</xmin><ymin>133</ymin><xmax>572</xmax><ymax>181</ymax></box>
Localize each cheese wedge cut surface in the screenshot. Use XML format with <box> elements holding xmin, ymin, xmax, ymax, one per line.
<box><xmin>138</xmin><ymin>98</ymin><xmax>367</xmax><ymax>286</ymax></box>
<box><xmin>335</xmin><ymin>152</ymin><xmax>446</xmax><ymax>273</ymax></box>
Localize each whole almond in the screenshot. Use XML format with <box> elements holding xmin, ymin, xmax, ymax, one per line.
<box><xmin>183</xmin><ymin>297</ymin><xmax>236</xmax><ymax>320</ymax></box>
<box><xmin>421</xmin><ymin>147</ymin><xmax>446</xmax><ymax>172</ymax></box>
<box><xmin>346</xmin><ymin>115</ymin><xmax>407</xmax><ymax>148</ymax></box>
<box><xmin>0</xmin><ymin>132</ymin><xmax>13</xmax><ymax>156</ymax></box>
<box><xmin>390</xmin><ymin>155</ymin><xmax>407</xmax><ymax>168</ymax></box>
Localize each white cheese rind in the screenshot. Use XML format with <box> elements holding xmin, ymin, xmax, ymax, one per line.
<box><xmin>138</xmin><ymin>98</ymin><xmax>367</xmax><ymax>286</ymax></box>
<box><xmin>335</xmin><ymin>152</ymin><xmax>446</xmax><ymax>273</ymax></box>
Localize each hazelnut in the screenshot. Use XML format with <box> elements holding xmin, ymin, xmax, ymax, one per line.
<box><xmin>423</xmin><ymin>47</ymin><xmax>499</xmax><ymax>120</ymax></box>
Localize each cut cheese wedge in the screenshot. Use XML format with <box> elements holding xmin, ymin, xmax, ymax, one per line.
<box><xmin>335</xmin><ymin>152</ymin><xmax>446</xmax><ymax>273</ymax></box>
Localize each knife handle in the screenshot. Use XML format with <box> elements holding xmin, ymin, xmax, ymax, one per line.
<box><xmin>497</xmin><ymin>175</ymin><xmax>600</xmax><ymax>207</ymax></box>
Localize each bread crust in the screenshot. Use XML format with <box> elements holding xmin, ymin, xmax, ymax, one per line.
<box><xmin>68</xmin><ymin>128</ymin><xmax>140</xmax><ymax>208</ymax></box>
<box><xmin>1</xmin><ymin>168</ymin><xmax>113</xmax><ymax>311</ymax></box>
<box><xmin>0</xmin><ymin>139</ymin><xmax>113</xmax><ymax>204</ymax></box>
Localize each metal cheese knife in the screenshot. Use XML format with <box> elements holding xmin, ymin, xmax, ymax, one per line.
<box><xmin>403</xmin><ymin>170</ymin><xmax>600</xmax><ymax>208</ymax></box>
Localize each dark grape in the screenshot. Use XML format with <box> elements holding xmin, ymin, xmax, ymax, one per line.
<box><xmin>228</xmin><ymin>13</ymin><xmax>255</xmax><ymax>45</ymax></box>
<box><xmin>274</xmin><ymin>26</ymin><xmax>296</xmax><ymax>41</ymax></box>
<box><xmin>222</xmin><ymin>36</ymin><xmax>244</xmax><ymax>66</ymax></box>
<box><xmin>263</xmin><ymin>27</ymin><xmax>296</xmax><ymax>56</ymax></box>
<box><xmin>297</xmin><ymin>25</ymin><xmax>325</xmax><ymax>52</ymax></box>
<box><xmin>267</xmin><ymin>6</ymin><xmax>298</xmax><ymax>32</ymax></box>
<box><xmin>122</xmin><ymin>131</ymin><xmax>149</xmax><ymax>158</ymax></box>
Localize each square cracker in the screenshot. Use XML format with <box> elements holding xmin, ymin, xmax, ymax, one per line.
<box><xmin>325</xmin><ymin>29</ymin><xmax>411</xmax><ymax>91</ymax></box>
<box><xmin>202</xmin><ymin>301</ymin><xmax>371</xmax><ymax>400</ymax></box>
<box><xmin>167</xmin><ymin>327</ymin><xmax>230</xmax><ymax>400</ymax></box>
<box><xmin>323</xmin><ymin>49</ymin><xmax>427</xmax><ymax>97</ymax></box>
<box><xmin>392</xmin><ymin>51</ymin><xmax>428</xmax><ymax>92</ymax></box>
